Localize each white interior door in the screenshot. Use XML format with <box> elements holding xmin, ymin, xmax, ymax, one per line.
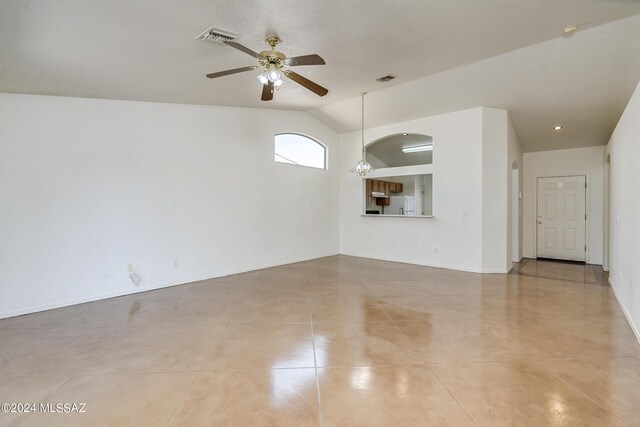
<box><xmin>536</xmin><ymin>176</ymin><xmax>586</xmax><ymax>262</ymax></box>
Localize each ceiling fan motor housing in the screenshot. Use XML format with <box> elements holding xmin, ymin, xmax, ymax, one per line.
<box><xmin>259</xmin><ymin>50</ymin><xmax>285</xmax><ymax>68</ymax></box>
<box><xmin>259</xmin><ymin>37</ymin><xmax>285</xmax><ymax>70</ymax></box>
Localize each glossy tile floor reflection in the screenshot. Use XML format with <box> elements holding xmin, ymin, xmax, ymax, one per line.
<box><xmin>1</xmin><ymin>255</ymin><xmax>639</xmax><ymax>426</ymax></box>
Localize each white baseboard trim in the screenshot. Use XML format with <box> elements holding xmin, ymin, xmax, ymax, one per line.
<box><xmin>609</xmin><ymin>276</ymin><xmax>640</xmax><ymax>344</ymax></box>
<box><xmin>0</xmin><ymin>282</ymin><xmax>195</xmax><ymax>320</ymax></box>
<box><xmin>512</xmin><ymin>256</ymin><xmax>524</xmax><ymax>263</ymax></box>
<box><xmin>338</xmin><ymin>252</ymin><xmax>510</xmax><ymax>274</ymax></box>
<box><xmin>0</xmin><ymin>251</ymin><xmax>339</xmax><ymax>320</ymax></box>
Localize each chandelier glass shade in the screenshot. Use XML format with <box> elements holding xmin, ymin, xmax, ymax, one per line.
<box><xmin>354</xmin><ymin>159</ymin><xmax>373</xmax><ymax>176</ymax></box>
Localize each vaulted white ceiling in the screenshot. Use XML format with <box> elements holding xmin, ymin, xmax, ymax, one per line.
<box><xmin>1</xmin><ymin>0</ymin><xmax>639</xmax><ymax>151</ymax></box>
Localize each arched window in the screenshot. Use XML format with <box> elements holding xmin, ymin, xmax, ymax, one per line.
<box><xmin>274</xmin><ymin>133</ymin><xmax>327</xmax><ymax>170</ymax></box>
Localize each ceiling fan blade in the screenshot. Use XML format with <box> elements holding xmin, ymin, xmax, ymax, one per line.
<box><xmin>223</xmin><ymin>40</ymin><xmax>266</xmax><ymax>61</ymax></box>
<box><xmin>206</xmin><ymin>66</ymin><xmax>257</xmax><ymax>79</ymax></box>
<box><xmin>284</xmin><ymin>71</ymin><xmax>328</xmax><ymax>97</ymax></box>
<box><xmin>261</xmin><ymin>82</ymin><xmax>274</xmax><ymax>101</ymax></box>
<box><xmin>283</xmin><ymin>54</ymin><xmax>326</xmax><ymax>66</ymax></box>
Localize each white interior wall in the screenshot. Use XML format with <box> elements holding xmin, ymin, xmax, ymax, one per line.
<box><xmin>511</xmin><ymin>168</ymin><xmax>519</xmax><ymax>261</ymax></box>
<box><xmin>508</xmin><ymin>115</ymin><xmax>524</xmax><ymax>264</ymax></box>
<box><xmin>606</xmin><ymin>81</ymin><xmax>640</xmax><ymax>342</ymax></box>
<box><xmin>0</xmin><ymin>93</ymin><xmax>340</xmax><ymax>319</ymax></box>
<box><xmin>522</xmin><ymin>146</ymin><xmax>605</xmax><ymax>264</ymax></box>
<box><xmin>603</xmin><ymin>154</ymin><xmax>611</xmax><ymax>271</ymax></box>
<box><xmin>0</xmin><ymin>93</ymin><xmax>530</xmax><ymax>318</ymax></box>
<box><xmin>365</xmin><ymin>152</ymin><xmax>388</xmax><ymax>169</ymax></box>
<box><xmin>341</xmin><ymin>107</ymin><xmax>490</xmax><ymax>272</ymax></box>
<box><xmin>481</xmin><ymin>108</ymin><xmax>510</xmax><ymax>273</ymax></box>
<box><xmin>395</xmin><ymin>175</ymin><xmax>415</xmax><ymax>195</ymax></box>
<box><xmin>423</xmin><ymin>174</ymin><xmax>433</xmax><ymax>216</ymax></box>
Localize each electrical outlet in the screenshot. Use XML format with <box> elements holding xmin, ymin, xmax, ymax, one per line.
<box><xmin>173</xmin><ymin>260</ymin><xmax>179</xmax><ymax>268</ymax></box>
<box><xmin>127</xmin><ymin>263</ymin><xmax>134</xmax><ymax>273</ymax></box>
<box><xmin>434</xmin><ymin>248</ymin><xmax>438</xmax><ymax>254</ymax></box>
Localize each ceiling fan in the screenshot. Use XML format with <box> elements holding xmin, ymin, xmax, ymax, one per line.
<box><xmin>206</xmin><ymin>36</ymin><xmax>328</xmax><ymax>101</ymax></box>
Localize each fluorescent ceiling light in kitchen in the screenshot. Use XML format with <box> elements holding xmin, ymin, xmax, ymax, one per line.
<box><xmin>402</xmin><ymin>145</ymin><xmax>433</xmax><ymax>153</ymax></box>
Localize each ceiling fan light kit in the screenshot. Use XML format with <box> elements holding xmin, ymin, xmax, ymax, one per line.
<box><xmin>205</xmin><ymin>35</ymin><xmax>328</xmax><ymax>101</ymax></box>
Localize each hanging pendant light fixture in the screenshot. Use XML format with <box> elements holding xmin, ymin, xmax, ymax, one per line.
<box><xmin>353</xmin><ymin>92</ymin><xmax>373</xmax><ymax>176</ymax></box>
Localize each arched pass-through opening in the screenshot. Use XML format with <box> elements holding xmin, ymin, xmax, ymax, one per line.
<box><xmin>361</xmin><ymin>133</ymin><xmax>434</xmax><ymax>216</ymax></box>
<box><xmin>512</xmin><ymin>161</ymin><xmax>520</xmax><ymax>263</ymax></box>
<box><xmin>365</xmin><ymin>133</ymin><xmax>433</xmax><ymax>168</ymax></box>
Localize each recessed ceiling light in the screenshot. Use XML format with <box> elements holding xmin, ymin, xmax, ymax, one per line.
<box><xmin>402</xmin><ymin>133</ymin><xmax>408</xmax><ymax>136</ymax></box>
<box><xmin>553</xmin><ymin>125</ymin><xmax>563</xmax><ymax>131</ymax></box>
<box><xmin>402</xmin><ymin>145</ymin><xmax>433</xmax><ymax>153</ymax></box>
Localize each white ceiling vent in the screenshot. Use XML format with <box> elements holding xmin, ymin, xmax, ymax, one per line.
<box><xmin>376</xmin><ymin>75</ymin><xmax>396</xmax><ymax>83</ymax></box>
<box><xmin>196</xmin><ymin>26</ymin><xmax>240</xmax><ymax>44</ymax></box>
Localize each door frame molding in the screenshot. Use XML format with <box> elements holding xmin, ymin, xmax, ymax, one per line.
<box><xmin>535</xmin><ymin>173</ymin><xmax>590</xmax><ymax>262</ymax></box>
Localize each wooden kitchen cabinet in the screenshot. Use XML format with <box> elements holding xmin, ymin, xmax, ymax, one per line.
<box><xmin>366</xmin><ymin>179</ymin><xmax>373</xmax><ymax>204</ymax></box>
<box><xmin>366</xmin><ymin>179</ymin><xmax>406</xmax><ymax>207</ymax></box>
<box><xmin>384</xmin><ymin>182</ymin><xmax>401</xmax><ymax>193</ymax></box>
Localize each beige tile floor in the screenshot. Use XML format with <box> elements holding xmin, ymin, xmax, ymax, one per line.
<box><xmin>1</xmin><ymin>256</ymin><xmax>639</xmax><ymax>426</ymax></box>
